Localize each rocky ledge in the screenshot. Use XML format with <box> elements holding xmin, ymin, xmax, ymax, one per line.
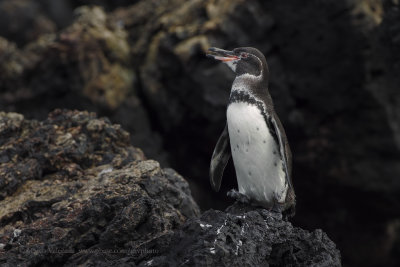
<box><xmin>0</xmin><ymin>110</ymin><xmax>340</xmax><ymax>266</ymax></box>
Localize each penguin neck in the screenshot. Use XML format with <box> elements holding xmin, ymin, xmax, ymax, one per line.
<box><xmin>231</xmin><ymin>70</ymin><xmax>270</xmax><ymax>102</ymax></box>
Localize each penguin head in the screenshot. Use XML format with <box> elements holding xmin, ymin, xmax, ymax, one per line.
<box><xmin>206</xmin><ymin>47</ymin><xmax>268</xmax><ymax>78</ymax></box>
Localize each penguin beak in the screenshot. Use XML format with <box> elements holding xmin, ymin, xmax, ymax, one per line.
<box><xmin>206</xmin><ymin>47</ymin><xmax>239</xmax><ymax>62</ymax></box>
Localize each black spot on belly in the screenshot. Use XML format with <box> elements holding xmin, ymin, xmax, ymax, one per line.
<box><xmin>237</xmin><ymin>144</ymin><xmax>239</xmax><ymax>149</ymax></box>
<box><xmin>237</xmin><ymin>129</ymin><xmax>240</xmax><ymax>133</ymax></box>
<box><xmin>263</xmin><ymin>140</ymin><xmax>266</xmax><ymax>143</ymax></box>
<box><xmin>256</xmin><ymin>127</ymin><xmax>259</xmax><ymax>131</ymax></box>
<box><xmin>273</xmin><ymin>151</ymin><xmax>277</xmax><ymax>155</ymax></box>
<box><xmin>248</xmin><ymin>171</ymin><xmax>252</xmax><ymax>176</ymax></box>
<box><xmin>246</xmin><ymin>141</ymin><xmax>249</xmax><ymax>145</ymax></box>
<box><xmin>274</xmin><ymin>162</ymin><xmax>277</xmax><ymax>167</ymax></box>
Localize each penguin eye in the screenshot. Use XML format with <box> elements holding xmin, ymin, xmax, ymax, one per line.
<box><xmin>240</xmin><ymin>53</ymin><xmax>248</xmax><ymax>58</ymax></box>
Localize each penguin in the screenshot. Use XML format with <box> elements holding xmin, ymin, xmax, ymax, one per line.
<box><xmin>207</xmin><ymin>47</ymin><xmax>295</xmax><ymax>216</ymax></box>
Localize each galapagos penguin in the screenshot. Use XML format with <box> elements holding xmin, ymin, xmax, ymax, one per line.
<box><xmin>207</xmin><ymin>47</ymin><xmax>295</xmax><ymax>215</ymax></box>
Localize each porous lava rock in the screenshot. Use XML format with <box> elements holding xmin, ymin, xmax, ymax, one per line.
<box><xmin>0</xmin><ymin>110</ymin><xmax>199</xmax><ymax>266</ymax></box>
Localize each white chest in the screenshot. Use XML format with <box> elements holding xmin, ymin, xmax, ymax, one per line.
<box><xmin>226</xmin><ymin>102</ymin><xmax>287</xmax><ymax>205</ymax></box>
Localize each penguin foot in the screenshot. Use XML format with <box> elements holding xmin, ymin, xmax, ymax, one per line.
<box><xmin>227</xmin><ymin>189</ymin><xmax>250</xmax><ymax>204</ymax></box>
<box><xmin>270</xmin><ymin>202</ymin><xmax>283</xmax><ymax>214</ymax></box>
<box><xmin>270</xmin><ymin>193</ymin><xmax>284</xmax><ymax>214</ymax></box>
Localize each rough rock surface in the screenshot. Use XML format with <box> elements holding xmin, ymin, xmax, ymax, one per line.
<box><xmin>151</xmin><ymin>203</ymin><xmax>341</xmax><ymax>267</ymax></box>
<box><xmin>0</xmin><ymin>110</ymin><xmax>339</xmax><ymax>266</ymax></box>
<box><xmin>0</xmin><ymin>110</ymin><xmax>199</xmax><ymax>266</ymax></box>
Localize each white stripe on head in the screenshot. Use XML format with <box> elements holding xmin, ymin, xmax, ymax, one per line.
<box><xmin>237</xmin><ymin>54</ymin><xmax>264</xmax><ymax>79</ymax></box>
<box><xmin>231</xmin><ymin>55</ymin><xmax>264</xmax><ymax>94</ymax></box>
<box><xmin>223</xmin><ymin>59</ymin><xmax>238</xmax><ymax>72</ymax></box>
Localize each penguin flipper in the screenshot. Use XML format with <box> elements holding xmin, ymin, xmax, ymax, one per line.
<box><xmin>210</xmin><ymin>124</ymin><xmax>231</xmax><ymax>192</ymax></box>
<box><xmin>270</xmin><ymin>116</ymin><xmax>293</xmax><ymax>190</ymax></box>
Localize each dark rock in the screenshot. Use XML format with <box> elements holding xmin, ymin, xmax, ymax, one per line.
<box><xmin>143</xmin><ymin>203</ymin><xmax>341</xmax><ymax>267</ymax></box>
<box><xmin>0</xmin><ymin>0</ymin><xmax>57</xmax><ymax>46</ymax></box>
<box><xmin>368</xmin><ymin>5</ymin><xmax>400</xmax><ymax>148</ymax></box>
<box><xmin>0</xmin><ymin>5</ymin><xmax>132</xmax><ymax>109</ymax></box>
<box><xmin>0</xmin><ymin>6</ymin><xmax>168</xmax><ymax>165</ymax></box>
<box><xmin>0</xmin><ymin>110</ymin><xmax>199</xmax><ymax>266</ymax></box>
<box><xmin>70</xmin><ymin>0</ymin><xmax>139</xmax><ymax>11</ymax></box>
<box><xmin>369</xmin><ymin>5</ymin><xmax>400</xmax><ymax>266</ymax></box>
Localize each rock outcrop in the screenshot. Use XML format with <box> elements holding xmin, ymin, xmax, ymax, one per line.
<box><xmin>151</xmin><ymin>203</ymin><xmax>341</xmax><ymax>267</ymax></box>
<box><xmin>0</xmin><ymin>110</ymin><xmax>340</xmax><ymax>266</ymax></box>
<box><xmin>0</xmin><ymin>5</ymin><xmax>167</xmax><ymax>165</ymax></box>
<box><xmin>0</xmin><ymin>110</ymin><xmax>199</xmax><ymax>265</ymax></box>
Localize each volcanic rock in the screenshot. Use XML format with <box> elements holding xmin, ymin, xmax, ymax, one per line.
<box><xmin>0</xmin><ymin>110</ymin><xmax>199</xmax><ymax>266</ymax></box>
<box><xmin>0</xmin><ymin>6</ymin><xmax>167</xmax><ymax>165</ymax></box>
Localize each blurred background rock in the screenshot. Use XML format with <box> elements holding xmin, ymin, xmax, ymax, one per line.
<box><xmin>0</xmin><ymin>0</ymin><xmax>399</xmax><ymax>266</ymax></box>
